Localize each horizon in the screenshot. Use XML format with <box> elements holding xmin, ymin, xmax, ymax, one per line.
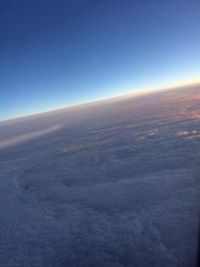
<box><xmin>1</xmin><ymin>79</ymin><xmax>200</xmax><ymax>123</ymax></box>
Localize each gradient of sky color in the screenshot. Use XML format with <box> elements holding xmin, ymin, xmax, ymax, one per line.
<box><xmin>1</xmin><ymin>0</ymin><xmax>200</xmax><ymax>120</ymax></box>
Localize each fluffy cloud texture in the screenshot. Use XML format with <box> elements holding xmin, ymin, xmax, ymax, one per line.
<box><xmin>0</xmin><ymin>85</ymin><xmax>200</xmax><ymax>267</ymax></box>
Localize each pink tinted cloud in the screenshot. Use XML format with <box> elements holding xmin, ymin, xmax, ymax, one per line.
<box><xmin>0</xmin><ymin>124</ymin><xmax>62</xmax><ymax>150</ymax></box>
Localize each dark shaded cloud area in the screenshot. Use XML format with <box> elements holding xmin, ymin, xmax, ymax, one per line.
<box><xmin>0</xmin><ymin>85</ymin><xmax>200</xmax><ymax>267</ymax></box>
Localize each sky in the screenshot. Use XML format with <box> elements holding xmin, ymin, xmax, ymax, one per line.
<box><xmin>1</xmin><ymin>0</ymin><xmax>200</xmax><ymax>121</ymax></box>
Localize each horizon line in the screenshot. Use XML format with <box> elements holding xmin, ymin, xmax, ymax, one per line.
<box><xmin>1</xmin><ymin>78</ymin><xmax>200</xmax><ymax>124</ymax></box>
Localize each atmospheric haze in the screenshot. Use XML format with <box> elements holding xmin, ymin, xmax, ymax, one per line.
<box><xmin>0</xmin><ymin>84</ymin><xmax>200</xmax><ymax>267</ymax></box>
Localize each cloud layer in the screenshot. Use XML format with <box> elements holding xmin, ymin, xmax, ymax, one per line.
<box><xmin>0</xmin><ymin>85</ymin><xmax>200</xmax><ymax>266</ymax></box>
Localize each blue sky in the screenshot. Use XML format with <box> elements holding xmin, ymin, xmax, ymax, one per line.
<box><xmin>1</xmin><ymin>0</ymin><xmax>200</xmax><ymax>120</ymax></box>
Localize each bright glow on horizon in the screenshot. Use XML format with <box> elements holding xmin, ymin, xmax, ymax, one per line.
<box><xmin>123</xmin><ymin>78</ymin><xmax>200</xmax><ymax>97</ymax></box>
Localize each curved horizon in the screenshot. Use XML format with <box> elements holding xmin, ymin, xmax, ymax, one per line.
<box><xmin>1</xmin><ymin>78</ymin><xmax>200</xmax><ymax>123</ymax></box>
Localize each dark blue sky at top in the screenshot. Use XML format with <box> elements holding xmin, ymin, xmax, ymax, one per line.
<box><xmin>1</xmin><ymin>0</ymin><xmax>200</xmax><ymax>120</ymax></box>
